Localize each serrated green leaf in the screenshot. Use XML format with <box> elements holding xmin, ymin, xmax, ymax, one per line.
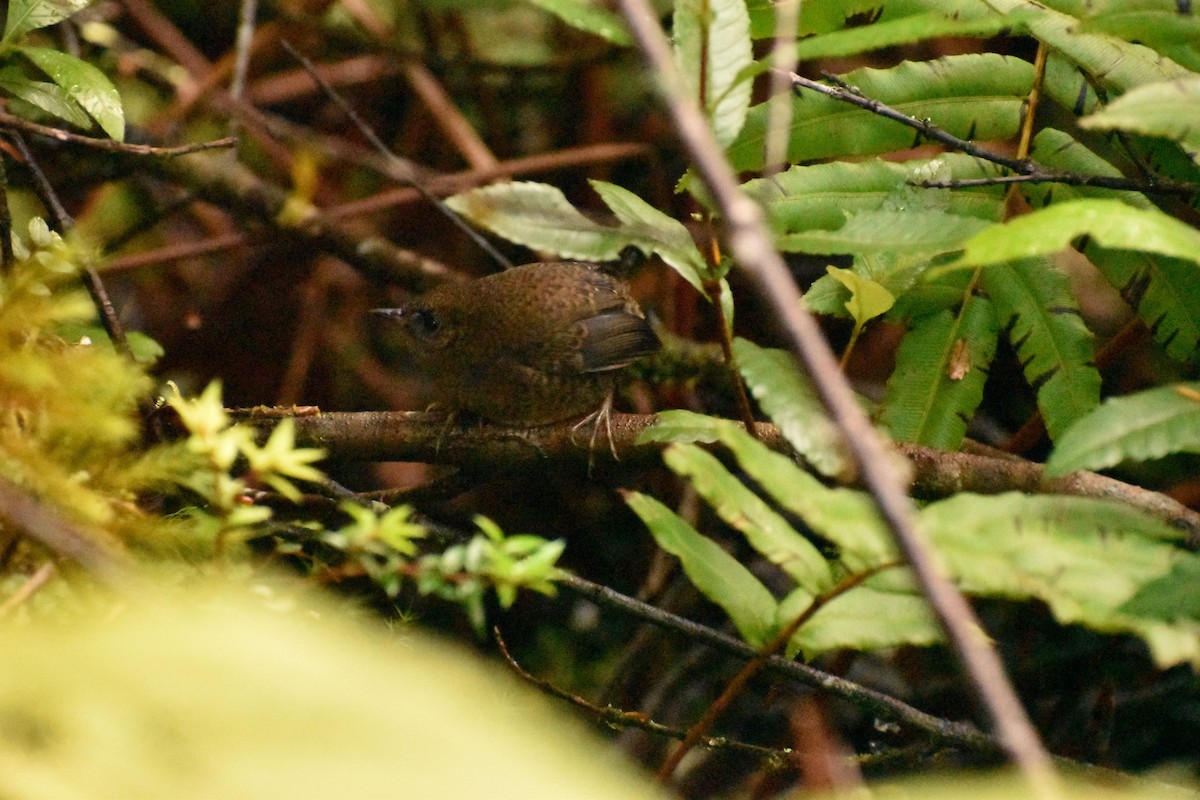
<box><xmin>625</xmin><ymin>490</ymin><xmax>778</xmax><ymax>646</ymax></box>
<box><xmin>711</xmin><ymin>422</ymin><xmax>895</xmax><ymax>573</ymax></box>
<box><xmin>982</xmin><ymin>0</ymin><xmax>1192</xmax><ymax>93</ymax></box>
<box><xmin>17</xmin><ymin>46</ymin><xmax>123</xmax><ymax>140</ymax></box>
<box><xmin>732</xmin><ymin>337</ymin><xmax>849</xmax><ymax>478</ymax></box>
<box><xmin>924</xmin><ymin>492</ymin><xmax>1200</xmax><ymax>667</ymax></box>
<box><xmin>1080</xmin><ymin>77</ymin><xmax>1200</xmax><ymax>165</ymax></box>
<box><xmin>638</xmin><ymin>410</ymin><xmax>894</xmax><ymax>572</ymax></box>
<box><xmin>0</xmin><ymin>66</ymin><xmax>91</xmax><ymax>128</ymax></box>
<box><xmin>727</xmin><ymin>53</ymin><xmax>1032</xmax><ymax>172</ymax></box>
<box><xmin>881</xmin><ymin>295</ymin><xmax>999</xmax><ymax>449</ymax></box>
<box><xmin>635</xmin><ymin>408</ymin><xmax>741</xmax><ymax>446</ymax></box>
<box><xmin>589</xmin><ymin>179</ymin><xmax>711</xmax><ymax>288</ymax></box>
<box><xmin>1080</xmin><ymin>0</ymin><xmax>1200</xmax><ymax>72</ymax></box>
<box><xmin>445</xmin><ymin>182</ymin><xmax>624</xmax><ymax>261</ymax></box>
<box><xmin>673</xmin><ymin>0</ymin><xmax>753</xmax><ymax>149</ymax></box>
<box><xmin>950</xmin><ymin>199</ymin><xmax>1200</xmax><ymax>273</ymax></box>
<box><xmin>1046</xmin><ymin>383</ymin><xmax>1200</xmax><ymax>476</ymax></box>
<box><xmin>524</xmin><ymin>0</ymin><xmax>631</xmax><ymax>46</ymax></box>
<box><xmin>4</xmin><ymin>0</ymin><xmax>91</xmax><ymax>41</ymax></box>
<box><xmin>742</xmin><ymin>155</ymin><xmax>1007</xmax><ymax>235</ymax></box>
<box><xmin>981</xmin><ymin>257</ymin><xmax>1099</xmax><ymax>442</ymax></box>
<box><xmin>778</xmin><ymin>209</ymin><xmax>992</xmax><ymax>256</ymax></box>
<box><xmin>664</xmin><ymin>444</ymin><xmax>835</xmax><ymax>591</ymax></box>
<box><xmin>785</xmin><ymin>10</ymin><xmax>1027</xmax><ymax>61</ymax></box>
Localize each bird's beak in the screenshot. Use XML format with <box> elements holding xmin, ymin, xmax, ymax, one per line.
<box><xmin>371</xmin><ymin>308</ymin><xmax>405</xmax><ymax>320</ymax></box>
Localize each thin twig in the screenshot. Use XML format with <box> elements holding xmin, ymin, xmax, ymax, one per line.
<box><xmin>228</xmin><ymin>0</ymin><xmax>260</xmax><ymax>140</ymax></box>
<box><xmin>280</xmin><ymin>40</ymin><xmax>512</xmax><ymax>271</ymax></box>
<box><xmin>493</xmin><ymin>627</ymin><xmax>791</xmax><ymax>764</ymax></box>
<box><xmin>0</xmin><ymin>476</ymin><xmax>133</xmax><ymax>586</ymax></box>
<box><xmin>0</xmin><ymin>111</ymin><xmax>236</xmax><ymax>156</ymax></box>
<box><xmin>787</xmin><ymin>71</ymin><xmax>1196</xmax><ymax>200</ymax></box>
<box><xmin>9</xmin><ymin>132</ymin><xmax>132</xmax><ymax>358</ymax></box>
<box><xmin>656</xmin><ymin>563</ymin><xmax>898</xmax><ymax>781</ymax></box>
<box><xmin>616</xmin><ymin>2</ymin><xmax>1058</xmax><ymax>794</ymax></box>
<box><xmin>0</xmin><ymin>561</ymin><xmax>57</xmax><ymax>618</ymax></box>
<box><xmin>560</xmin><ymin>573</ymin><xmax>995</xmax><ymax>752</ymax></box>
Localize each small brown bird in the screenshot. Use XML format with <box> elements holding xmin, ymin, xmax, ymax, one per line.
<box><xmin>373</xmin><ymin>261</ymin><xmax>659</xmax><ymax>426</ymax></box>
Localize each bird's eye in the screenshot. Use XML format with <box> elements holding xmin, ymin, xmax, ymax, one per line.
<box><xmin>410</xmin><ymin>308</ymin><xmax>441</xmax><ymax>337</ymax></box>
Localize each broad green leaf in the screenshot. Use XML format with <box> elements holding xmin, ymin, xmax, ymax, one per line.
<box><xmin>0</xmin><ymin>66</ymin><xmax>91</xmax><ymax>129</ymax></box>
<box><xmin>824</xmin><ymin>267</ymin><xmax>895</xmax><ymax>326</ymax></box>
<box><xmin>727</xmin><ymin>53</ymin><xmax>1032</xmax><ymax>172</ymax></box>
<box><xmin>981</xmin><ymin>258</ymin><xmax>1099</xmax><ymax>442</ymax></box>
<box><xmin>1025</xmin><ymin>129</ymin><xmax>1200</xmax><ymax>363</ymax></box>
<box><xmin>732</xmin><ymin>337</ymin><xmax>849</xmax><ymax>478</ymax></box>
<box><xmin>663</xmin><ymin>443</ymin><xmax>835</xmax><ymax>592</ymax></box>
<box><xmin>4</xmin><ymin>0</ymin><xmax>91</xmax><ymax>41</ymax></box>
<box><xmin>626</xmin><ymin>490</ymin><xmax>778</xmax><ymax>646</ymax></box>
<box><xmin>589</xmin><ymin>179</ymin><xmax>710</xmax><ymax>289</ymax></box>
<box><xmin>445</xmin><ymin>182</ymin><xmax>623</xmax><ymax>260</ymax></box>
<box><xmin>1080</xmin><ymin>77</ymin><xmax>1200</xmax><ymax>165</ymax></box>
<box><xmin>524</xmin><ymin>0</ymin><xmax>631</xmax><ymax>46</ymax></box>
<box><xmin>742</xmin><ymin>155</ymin><xmax>1007</xmax><ymax>234</ymax></box>
<box><xmin>1046</xmin><ymin>383</ymin><xmax>1200</xmax><ymax>476</ymax></box>
<box><xmin>673</xmin><ymin>0</ymin><xmax>753</xmax><ymax>149</ymax></box>
<box><xmin>924</xmin><ymin>492</ymin><xmax>1200</xmax><ymax>667</ymax></box>
<box><xmin>778</xmin><ymin>209</ymin><xmax>992</xmax><ymax>256</ymax></box>
<box><xmin>784</xmin><ymin>584</ymin><xmax>941</xmax><ymax>659</ymax></box>
<box><xmin>17</xmin><ymin>46</ymin><xmax>123</xmax><ymax>140</ymax></box>
<box><xmin>951</xmin><ymin>199</ymin><xmax>1200</xmax><ymax>273</ymax></box>
<box><xmin>881</xmin><ymin>295</ymin><xmax>999</xmax><ymax>449</ymax></box>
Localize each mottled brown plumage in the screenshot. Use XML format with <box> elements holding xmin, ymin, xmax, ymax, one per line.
<box><xmin>374</xmin><ymin>261</ymin><xmax>659</xmax><ymax>425</ymax></box>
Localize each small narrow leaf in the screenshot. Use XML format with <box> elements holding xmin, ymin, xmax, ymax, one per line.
<box><xmin>626</xmin><ymin>490</ymin><xmax>778</xmax><ymax>647</ymax></box>
<box><xmin>732</xmin><ymin>337</ymin><xmax>849</xmax><ymax>478</ymax></box>
<box><xmin>1047</xmin><ymin>383</ymin><xmax>1200</xmax><ymax>476</ymax></box>
<box><xmin>881</xmin><ymin>295</ymin><xmax>999</xmax><ymax>450</ymax></box>
<box><xmin>981</xmin><ymin>258</ymin><xmax>1100</xmax><ymax>441</ymax></box>
<box><xmin>663</xmin><ymin>443</ymin><xmax>835</xmax><ymax>592</ymax></box>
<box><xmin>17</xmin><ymin>46</ymin><xmax>123</xmax><ymax>140</ymax></box>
